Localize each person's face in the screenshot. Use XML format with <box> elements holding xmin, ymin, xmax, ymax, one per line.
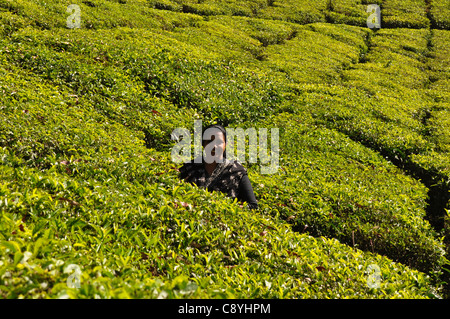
<box><xmin>203</xmin><ymin>129</ymin><xmax>226</xmax><ymax>164</ymax></box>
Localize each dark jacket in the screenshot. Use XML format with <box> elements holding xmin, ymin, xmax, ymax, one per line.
<box><xmin>179</xmin><ymin>158</ymin><xmax>258</xmax><ymax>210</ymax></box>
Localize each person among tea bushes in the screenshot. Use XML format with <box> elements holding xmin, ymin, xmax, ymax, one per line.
<box><xmin>179</xmin><ymin>124</ymin><xmax>258</xmax><ymax>210</ymax></box>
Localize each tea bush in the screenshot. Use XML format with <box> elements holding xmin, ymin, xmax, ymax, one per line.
<box><xmin>0</xmin><ymin>148</ymin><xmax>441</xmax><ymax>298</ymax></box>
<box><xmin>247</xmin><ymin>113</ymin><xmax>445</xmax><ymax>274</ymax></box>
<box><xmin>429</xmin><ymin>0</ymin><xmax>450</xmax><ymax>30</ymax></box>
<box><xmin>148</xmin><ymin>0</ymin><xmax>329</xmax><ymax>24</ymax></box>
<box><xmin>382</xmin><ymin>0</ymin><xmax>430</xmax><ymax>29</ymax></box>
<box><xmin>326</xmin><ymin>0</ymin><xmax>383</xmax><ymax>27</ymax></box>
<box><xmin>0</xmin><ymin>0</ymin><xmax>449</xmax><ymax>299</ymax></box>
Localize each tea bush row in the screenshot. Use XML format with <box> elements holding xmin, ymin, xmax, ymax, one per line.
<box><xmin>1</xmin><ymin>0</ymin><xmax>449</xmax><ymax>298</ymax></box>
<box><xmin>245</xmin><ymin>113</ymin><xmax>445</xmax><ymax>275</ymax></box>
<box><xmin>0</xmin><ymin>147</ymin><xmax>441</xmax><ymax>298</ymax></box>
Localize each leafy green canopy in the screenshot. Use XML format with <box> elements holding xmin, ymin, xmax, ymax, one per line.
<box><xmin>0</xmin><ymin>0</ymin><xmax>449</xmax><ymax>298</ymax></box>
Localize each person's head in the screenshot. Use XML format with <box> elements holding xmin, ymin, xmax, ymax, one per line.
<box><xmin>202</xmin><ymin>124</ymin><xmax>227</xmax><ymax>164</ymax></box>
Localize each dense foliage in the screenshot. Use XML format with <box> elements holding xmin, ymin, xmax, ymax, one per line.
<box><xmin>0</xmin><ymin>0</ymin><xmax>449</xmax><ymax>299</ymax></box>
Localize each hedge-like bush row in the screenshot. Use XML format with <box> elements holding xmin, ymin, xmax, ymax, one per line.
<box><xmin>0</xmin><ymin>61</ymin><xmax>440</xmax><ymax>298</ymax></box>
<box><xmin>382</xmin><ymin>0</ymin><xmax>430</xmax><ymax>29</ymax></box>
<box><xmin>0</xmin><ymin>0</ymin><xmax>449</xmax><ymax>298</ymax></box>
<box><xmin>246</xmin><ymin>113</ymin><xmax>445</xmax><ymax>275</ymax></box>
<box><xmin>0</xmin><ymin>153</ymin><xmax>438</xmax><ymax>298</ymax></box>
<box><xmin>326</xmin><ymin>0</ymin><xmax>383</xmax><ymax>27</ymax></box>
<box><xmin>148</xmin><ymin>0</ymin><xmax>329</xmax><ymax>24</ymax></box>
<box><xmin>429</xmin><ymin>0</ymin><xmax>450</xmax><ymax>30</ymax></box>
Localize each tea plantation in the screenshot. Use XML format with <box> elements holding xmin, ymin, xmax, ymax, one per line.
<box><xmin>0</xmin><ymin>0</ymin><xmax>449</xmax><ymax>299</ymax></box>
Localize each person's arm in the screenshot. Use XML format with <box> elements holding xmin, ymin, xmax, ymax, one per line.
<box><xmin>238</xmin><ymin>174</ymin><xmax>258</xmax><ymax>210</ymax></box>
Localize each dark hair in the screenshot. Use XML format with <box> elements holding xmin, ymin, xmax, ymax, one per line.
<box><xmin>202</xmin><ymin>124</ymin><xmax>227</xmax><ymax>158</ymax></box>
<box><xmin>202</xmin><ymin>124</ymin><xmax>226</xmax><ymax>143</ymax></box>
